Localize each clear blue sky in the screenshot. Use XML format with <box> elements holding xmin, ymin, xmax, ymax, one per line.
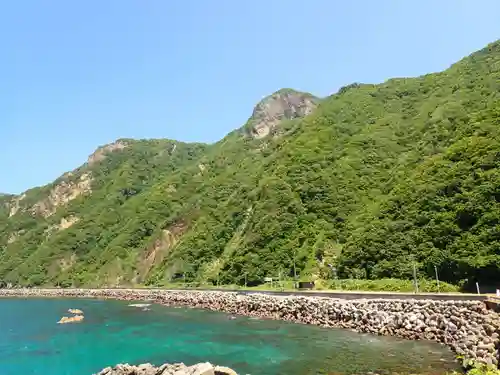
<box><xmin>1</xmin><ymin>1</ymin><xmax>499</xmax><ymax>194</ymax></box>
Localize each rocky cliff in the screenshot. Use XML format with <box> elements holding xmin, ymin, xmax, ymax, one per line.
<box><xmin>245</xmin><ymin>88</ymin><xmax>319</xmax><ymax>138</ymax></box>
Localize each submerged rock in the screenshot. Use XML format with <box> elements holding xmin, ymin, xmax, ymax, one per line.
<box><xmin>68</xmin><ymin>308</ymin><xmax>83</xmax><ymax>314</ymax></box>
<box><xmin>128</xmin><ymin>303</ymin><xmax>151</xmax><ymax>308</ymax></box>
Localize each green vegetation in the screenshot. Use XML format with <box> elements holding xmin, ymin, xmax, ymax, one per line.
<box><xmin>318</xmin><ymin>279</ymin><xmax>459</xmax><ymax>293</ymax></box>
<box><xmin>1</xmin><ymin>40</ymin><xmax>500</xmax><ymax>290</ymax></box>
<box><xmin>144</xmin><ymin>278</ymin><xmax>459</xmax><ymax>293</ymax></box>
<box><xmin>452</xmin><ymin>361</ymin><xmax>500</xmax><ymax>375</ymax></box>
<box><xmin>465</xmin><ymin>368</ymin><xmax>500</xmax><ymax>375</ymax></box>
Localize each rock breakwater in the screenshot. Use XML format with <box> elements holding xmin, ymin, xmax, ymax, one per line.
<box><xmin>2</xmin><ymin>288</ymin><xmax>500</xmax><ymax>368</ymax></box>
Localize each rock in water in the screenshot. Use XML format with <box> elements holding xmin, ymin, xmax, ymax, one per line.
<box><xmin>94</xmin><ymin>362</ymin><xmax>237</xmax><ymax>375</ymax></box>
<box><xmin>214</xmin><ymin>366</ymin><xmax>238</xmax><ymax>375</ymax></box>
<box><xmin>57</xmin><ymin>315</ymin><xmax>84</xmax><ymax>324</ymax></box>
<box><xmin>188</xmin><ymin>362</ymin><xmax>215</xmax><ymax>375</ymax></box>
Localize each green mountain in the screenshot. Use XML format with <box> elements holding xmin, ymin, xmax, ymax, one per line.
<box><xmin>1</xmin><ymin>40</ymin><xmax>500</xmax><ymax>288</ymax></box>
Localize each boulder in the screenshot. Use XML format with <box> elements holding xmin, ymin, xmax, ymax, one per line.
<box><xmin>188</xmin><ymin>362</ymin><xmax>215</xmax><ymax>375</ymax></box>
<box><xmin>58</xmin><ymin>315</ymin><xmax>84</xmax><ymax>324</ymax></box>
<box><xmin>214</xmin><ymin>366</ymin><xmax>238</xmax><ymax>375</ymax></box>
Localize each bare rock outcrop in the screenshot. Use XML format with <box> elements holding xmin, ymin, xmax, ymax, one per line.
<box><xmin>87</xmin><ymin>140</ymin><xmax>128</xmax><ymax>166</ymax></box>
<box><xmin>246</xmin><ymin>89</ymin><xmax>318</xmax><ymax>138</ymax></box>
<box><xmin>59</xmin><ymin>215</ymin><xmax>80</xmax><ymax>229</ymax></box>
<box><xmin>7</xmin><ymin>194</ymin><xmax>26</xmax><ymax>217</ymax></box>
<box><xmin>137</xmin><ymin>220</ymin><xmax>189</xmax><ymax>280</ymax></box>
<box><xmin>45</xmin><ymin>215</ymin><xmax>80</xmax><ymax>237</ymax></box>
<box><xmin>32</xmin><ymin>173</ymin><xmax>92</xmax><ymax>217</ymax></box>
<box><xmin>7</xmin><ymin>230</ymin><xmax>24</xmax><ymax>244</ymax></box>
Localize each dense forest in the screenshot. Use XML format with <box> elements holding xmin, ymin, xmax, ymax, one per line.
<box><xmin>1</xmin><ymin>40</ymin><xmax>499</xmax><ymax>290</ymax></box>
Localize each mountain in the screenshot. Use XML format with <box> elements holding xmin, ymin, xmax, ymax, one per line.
<box><xmin>1</xmin><ymin>40</ymin><xmax>500</xmax><ymax>288</ymax></box>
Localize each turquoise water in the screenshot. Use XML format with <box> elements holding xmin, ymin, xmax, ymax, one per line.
<box><xmin>0</xmin><ymin>298</ymin><xmax>459</xmax><ymax>375</ymax></box>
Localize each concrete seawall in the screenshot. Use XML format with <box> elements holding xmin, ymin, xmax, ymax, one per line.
<box><xmin>1</xmin><ymin>288</ymin><xmax>499</xmax><ymax>368</ymax></box>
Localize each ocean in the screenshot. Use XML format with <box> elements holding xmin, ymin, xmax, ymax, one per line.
<box><xmin>0</xmin><ymin>298</ymin><xmax>459</xmax><ymax>375</ymax></box>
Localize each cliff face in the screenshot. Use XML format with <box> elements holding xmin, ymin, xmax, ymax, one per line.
<box><xmin>245</xmin><ymin>89</ymin><xmax>319</xmax><ymax>138</ymax></box>
<box><xmin>31</xmin><ymin>173</ymin><xmax>93</xmax><ymax>217</ymax></box>
<box><xmin>5</xmin><ymin>173</ymin><xmax>92</xmax><ymax>218</ymax></box>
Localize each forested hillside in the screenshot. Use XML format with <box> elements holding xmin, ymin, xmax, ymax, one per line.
<box><xmin>1</xmin><ymin>40</ymin><xmax>499</xmax><ymax>289</ymax></box>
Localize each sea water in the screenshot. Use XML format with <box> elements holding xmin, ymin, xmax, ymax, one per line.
<box><xmin>0</xmin><ymin>298</ymin><xmax>459</xmax><ymax>375</ymax></box>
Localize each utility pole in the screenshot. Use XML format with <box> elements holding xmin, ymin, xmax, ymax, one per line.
<box><xmin>476</xmin><ymin>282</ymin><xmax>481</xmax><ymax>295</ymax></box>
<box><xmin>293</xmin><ymin>252</ymin><xmax>297</xmax><ymax>280</ymax></box>
<box><xmin>413</xmin><ymin>263</ymin><xmax>419</xmax><ymax>293</ymax></box>
<box><xmin>244</xmin><ymin>273</ymin><xmax>247</xmax><ymax>288</ymax></box>
<box><xmin>434</xmin><ymin>265</ymin><xmax>440</xmax><ymax>293</ymax></box>
<box><xmin>293</xmin><ymin>249</ymin><xmax>297</xmax><ymax>289</ymax></box>
<box><xmin>328</xmin><ymin>264</ymin><xmax>339</xmax><ymax>290</ymax></box>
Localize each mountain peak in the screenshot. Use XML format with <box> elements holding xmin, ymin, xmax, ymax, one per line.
<box><xmin>87</xmin><ymin>139</ymin><xmax>130</xmax><ymax>166</ymax></box>
<box><xmin>246</xmin><ymin>89</ymin><xmax>319</xmax><ymax>138</ymax></box>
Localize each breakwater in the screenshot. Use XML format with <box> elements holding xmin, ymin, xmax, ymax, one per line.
<box><xmin>2</xmin><ymin>288</ymin><xmax>499</xmax><ymax>368</ymax></box>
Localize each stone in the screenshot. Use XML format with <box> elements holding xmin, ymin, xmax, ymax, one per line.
<box><xmin>57</xmin><ymin>315</ymin><xmax>84</xmax><ymax>324</ymax></box>
<box><xmin>214</xmin><ymin>366</ymin><xmax>238</xmax><ymax>375</ymax></box>
<box><xmin>483</xmin><ymin>324</ymin><xmax>496</xmax><ymax>334</ymax></box>
<box><xmin>91</xmin><ymin>362</ymin><xmax>230</xmax><ymax>375</ymax></box>
<box><xmin>97</xmin><ymin>367</ymin><xmax>112</xmax><ymax>375</ymax></box>
<box><xmin>188</xmin><ymin>362</ymin><xmax>215</xmax><ymax>375</ymax></box>
<box><xmin>478</xmin><ymin>342</ymin><xmax>495</xmax><ymax>351</ymax></box>
<box><xmin>447</xmin><ymin>322</ymin><xmax>458</xmax><ymax>332</ymax></box>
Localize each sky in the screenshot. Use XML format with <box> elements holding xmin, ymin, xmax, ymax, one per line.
<box><xmin>1</xmin><ymin>1</ymin><xmax>499</xmax><ymax>194</ymax></box>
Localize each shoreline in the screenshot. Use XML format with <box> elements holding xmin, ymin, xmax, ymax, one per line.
<box><xmin>2</xmin><ymin>288</ymin><xmax>500</xmax><ymax>370</ymax></box>
<box><xmin>1</xmin><ymin>286</ymin><xmax>487</xmax><ymax>300</ymax></box>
